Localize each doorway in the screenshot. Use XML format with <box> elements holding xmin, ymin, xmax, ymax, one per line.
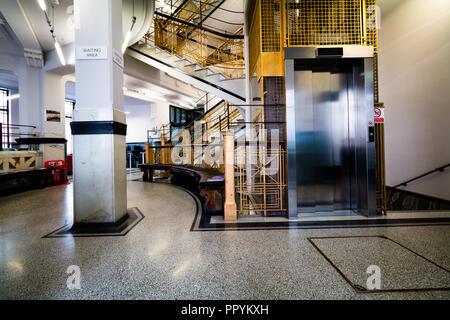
<box><xmin>285</xmin><ymin>47</ymin><xmax>377</xmax><ymax>217</ymax></box>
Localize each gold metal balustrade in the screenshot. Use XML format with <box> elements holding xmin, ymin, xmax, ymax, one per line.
<box><xmin>144</xmin><ymin>2</ymin><xmax>245</xmax><ymax>79</ymax></box>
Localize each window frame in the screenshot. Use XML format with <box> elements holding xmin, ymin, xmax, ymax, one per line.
<box><xmin>0</xmin><ymin>88</ymin><xmax>10</xmax><ymax>149</ymax></box>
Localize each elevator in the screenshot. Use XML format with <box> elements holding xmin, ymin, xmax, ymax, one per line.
<box><xmin>285</xmin><ymin>46</ymin><xmax>377</xmax><ymax>217</ymax></box>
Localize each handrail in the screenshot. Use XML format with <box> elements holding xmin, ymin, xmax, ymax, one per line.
<box><xmin>392</xmin><ymin>163</ymin><xmax>450</xmax><ymax>189</ymax></box>
<box><xmin>1</xmin><ymin>123</ymin><xmax>38</xmax><ymax>151</ymax></box>
<box><xmin>190</xmin><ymin>99</ymin><xmax>225</xmax><ymax>125</ymax></box>
<box><xmin>5</xmin><ymin>124</ymin><xmax>37</xmax><ymax>129</ymax></box>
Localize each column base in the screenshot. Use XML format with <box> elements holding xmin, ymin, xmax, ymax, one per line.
<box><xmin>43</xmin><ymin>207</ymin><xmax>144</xmax><ymax>238</ymax></box>
<box><xmin>224</xmin><ymin>202</ymin><xmax>237</xmax><ymax>221</ymax></box>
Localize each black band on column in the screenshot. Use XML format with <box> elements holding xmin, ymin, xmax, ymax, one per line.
<box><xmin>70</xmin><ymin>121</ymin><xmax>127</xmax><ymax>136</ymax></box>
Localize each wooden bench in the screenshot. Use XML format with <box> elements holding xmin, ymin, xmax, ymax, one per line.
<box><xmin>139</xmin><ymin>164</ymin><xmax>225</xmax><ymax>213</ymax></box>
<box><xmin>0</xmin><ymin>168</ymin><xmax>51</xmax><ymax>196</ymax></box>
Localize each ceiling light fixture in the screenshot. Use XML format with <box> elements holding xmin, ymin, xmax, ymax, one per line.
<box><xmin>54</xmin><ymin>39</ymin><xmax>66</xmax><ymax>66</ymax></box>
<box><xmin>37</xmin><ymin>0</ymin><xmax>47</xmax><ymax>11</ymax></box>
<box><xmin>122</xmin><ymin>0</ymin><xmax>137</xmax><ymax>54</ymax></box>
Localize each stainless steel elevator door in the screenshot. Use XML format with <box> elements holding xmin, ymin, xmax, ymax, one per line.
<box><xmin>295</xmin><ymin>69</ymin><xmax>353</xmax><ymax>214</ymax></box>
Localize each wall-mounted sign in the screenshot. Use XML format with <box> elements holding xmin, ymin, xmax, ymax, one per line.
<box><xmin>113</xmin><ymin>49</ymin><xmax>124</xmax><ymax>69</ymax></box>
<box><xmin>46</xmin><ymin>109</ymin><xmax>61</xmax><ymax>122</ymax></box>
<box><xmin>76</xmin><ymin>46</ymin><xmax>108</xmax><ymax>60</ymax></box>
<box><xmin>374</xmin><ymin>106</ymin><xmax>385</xmax><ymax>124</ymax></box>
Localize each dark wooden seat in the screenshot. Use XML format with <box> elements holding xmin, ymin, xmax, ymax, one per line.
<box><xmin>139</xmin><ymin>164</ymin><xmax>225</xmax><ymax>213</ymax></box>
<box><xmin>0</xmin><ymin>168</ymin><xmax>51</xmax><ymax>196</ymax></box>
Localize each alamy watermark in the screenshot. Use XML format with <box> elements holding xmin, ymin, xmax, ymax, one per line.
<box><xmin>66</xmin><ymin>265</ymin><xmax>81</xmax><ymax>290</ymax></box>
<box><xmin>366</xmin><ymin>265</ymin><xmax>381</xmax><ymax>290</ymax></box>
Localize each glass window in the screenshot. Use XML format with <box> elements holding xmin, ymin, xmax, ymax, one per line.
<box><xmin>0</xmin><ymin>88</ymin><xmax>10</xmax><ymax>149</ymax></box>
<box><xmin>65</xmin><ymin>99</ymin><xmax>75</xmax><ymax>155</ymax></box>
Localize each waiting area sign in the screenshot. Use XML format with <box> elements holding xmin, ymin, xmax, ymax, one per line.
<box><xmin>76</xmin><ymin>46</ymin><xmax>108</xmax><ymax>60</ymax></box>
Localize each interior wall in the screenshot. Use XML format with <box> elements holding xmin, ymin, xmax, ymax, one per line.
<box><xmin>379</xmin><ymin>0</ymin><xmax>450</xmax><ymax>200</ymax></box>
<box><xmin>124</xmin><ymin>96</ymin><xmax>153</xmax><ymax>143</ymax></box>
<box><xmin>0</xmin><ymin>35</ymin><xmax>42</xmax><ymax>136</ymax></box>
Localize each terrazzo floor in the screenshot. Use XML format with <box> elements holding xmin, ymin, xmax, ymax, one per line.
<box><xmin>0</xmin><ymin>180</ymin><xmax>449</xmax><ymax>299</ymax></box>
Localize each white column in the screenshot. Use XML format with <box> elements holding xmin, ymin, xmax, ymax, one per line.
<box><xmin>72</xmin><ymin>0</ymin><xmax>126</xmax><ymax>223</ymax></box>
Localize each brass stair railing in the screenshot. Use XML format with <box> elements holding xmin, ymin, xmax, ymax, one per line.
<box><xmin>144</xmin><ymin>5</ymin><xmax>245</xmax><ymax>78</ymax></box>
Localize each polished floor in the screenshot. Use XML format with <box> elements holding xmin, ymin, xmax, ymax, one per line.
<box><xmin>0</xmin><ymin>180</ymin><xmax>449</xmax><ymax>299</ymax></box>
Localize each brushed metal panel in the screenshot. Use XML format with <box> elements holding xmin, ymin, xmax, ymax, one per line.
<box><xmin>286</xmin><ymin>57</ymin><xmax>377</xmax><ymax>217</ymax></box>
<box><xmin>285</xmin><ymin>60</ymin><xmax>298</xmax><ymax>218</ymax></box>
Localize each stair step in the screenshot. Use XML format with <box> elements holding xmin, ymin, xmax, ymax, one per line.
<box><xmin>219</xmin><ymin>76</ymin><xmax>246</xmax><ymax>82</ymax></box>
<box><xmin>172</xmin><ymin>59</ymin><xmax>188</xmax><ymax>68</ymax></box>
<box><xmin>182</xmin><ymin>64</ymin><xmax>197</xmax><ymax>73</ymax></box>
<box><xmin>185</xmin><ymin>63</ymin><xmax>201</xmax><ymax>69</ymax></box>
<box><xmin>194</xmin><ymin>69</ymin><xmax>211</xmax><ymax>78</ymax></box>
<box><xmin>204</xmin><ymin>73</ymin><xmax>223</xmax><ymax>83</ymax></box>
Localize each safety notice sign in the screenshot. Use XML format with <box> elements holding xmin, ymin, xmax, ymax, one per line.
<box><xmin>374</xmin><ymin>106</ymin><xmax>385</xmax><ymax>123</ymax></box>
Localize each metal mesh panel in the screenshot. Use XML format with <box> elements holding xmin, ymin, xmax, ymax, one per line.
<box><xmin>373</xmin><ymin>52</ymin><xmax>379</xmax><ymax>102</ymax></box>
<box><xmin>248</xmin><ymin>0</ymin><xmax>261</xmax><ymax>76</ymax></box>
<box><xmin>286</xmin><ymin>0</ymin><xmax>363</xmax><ymax>46</ymax></box>
<box><xmin>262</xmin><ymin>76</ymin><xmax>285</xmax><ymax>140</ymax></box>
<box><xmin>261</xmin><ymin>0</ymin><xmax>282</xmax><ymax>52</ymax></box>
<box><xmin>365</xmin><ymin>0</ymin><xmax>378</xmax><ymax>52</ymax></box>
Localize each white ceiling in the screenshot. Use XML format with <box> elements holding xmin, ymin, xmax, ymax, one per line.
<box><xmin>19</xmin><ymin>0</ymin><xmax>75</xmax><ymax>52</ymax></box>
<box><xmin>207</xmin><ymin>0</ymin><xmax>244</xmax><ymax>34</ymax></box>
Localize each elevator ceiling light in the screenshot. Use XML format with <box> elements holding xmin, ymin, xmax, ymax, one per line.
<box><xmin>37</xmin><ymin>0</ymin><xmax>47</xmax><ymax>11</ymax></box>
<box><xmin>54</xmin><ymin>40</ymin><xmax>66</xmax><ymax>66</ymax></box>
<box><xmin>0</xmin><ymin>94</ymin><xmax>20</xmax><ymax>103</ymax></box>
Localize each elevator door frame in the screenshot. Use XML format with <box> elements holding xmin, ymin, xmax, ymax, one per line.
<box><xmin>285</xmin><ymin>46</ymin><xmax>377</xmax><ymax>218</ymax></box>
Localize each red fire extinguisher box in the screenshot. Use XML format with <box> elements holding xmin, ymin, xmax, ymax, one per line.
<box><xmin>44</xmin><ymin>160</ymin><xmax>68</xmax><ymax>186</ymax></box>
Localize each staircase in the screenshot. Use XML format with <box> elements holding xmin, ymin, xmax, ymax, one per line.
<box><xmin>147</xmin><ymin>99</ymin><xmax>245</xmax><ymax>171</ymax></box>
<box><xmin>129</xmin><ymin>44</ymin><xmax>246</xmax><ymax>106</ymax></box>
<box><xmin>160</xmin><ymin>100</ymin><xmax>244</xmax><ymax>146</ymax></box>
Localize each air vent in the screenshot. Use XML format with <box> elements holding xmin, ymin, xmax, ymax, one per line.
<box><xmin>315</xmin><ymin>47</ymin><xmax>344</xmax><ymax>58</ymax></box>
